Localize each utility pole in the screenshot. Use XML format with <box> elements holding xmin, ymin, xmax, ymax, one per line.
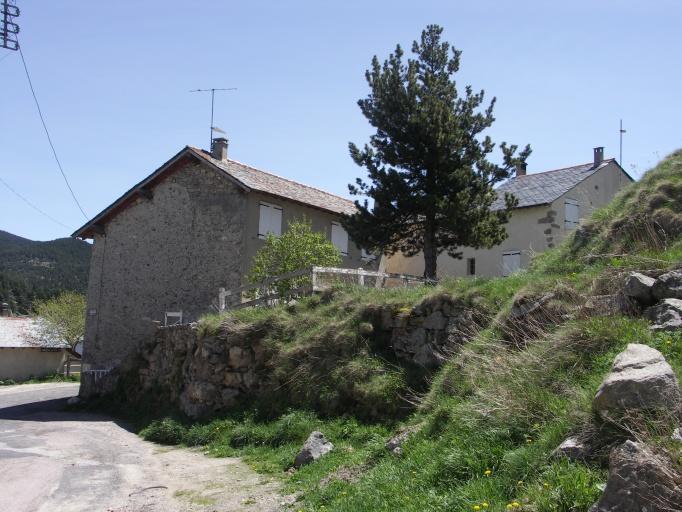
<box><xmin>1</xmin><ymin>0</ymin><xmax>20</xmax><ymax>50</ymax></box>
<box><xmin>619</xmin><ymin>119</ymin><xmax>626</xmax><ymax>167</ymax></box>
<box><xmin>189</xmin><ymin>88</ymin><xmax>237</xmax><ymax>150</ymax></box>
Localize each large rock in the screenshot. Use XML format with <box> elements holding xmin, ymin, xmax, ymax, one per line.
<box><xmin>652</xmin><ymin>270</ymin><xmax>682</xmax><ymax>300</ymax></box>
<box><xmin>645</xmin><ymin>298</ymin><xmax>682</xmax><ymax>331</ymax></box>
<box><xmin>552</xmin><ymin>435</ymin><xmax>590</xmax><ymax>462</ymax></box>
<box><xmin>589</xmin><ymin>441</ymin><xmax>682</xmax><ymax>512</ymax></box>
<box><xmin>293</xmin><ymin>431</ymin><xmax>334</xmax><ymax>468</ymax></box>
<box><xmin>623</xmin><ymin>272</ymin><xmax>656</xmax><ymax>306</ymax></box>
<box><xmin>593</xmin><ymin>344</ymin><xmax>681</xmax><ymax>417</ymax></box>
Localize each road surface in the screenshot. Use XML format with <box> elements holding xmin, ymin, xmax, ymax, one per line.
<box><xmin>0</xmin><ymin>382</ymin><xmax>288</xmax><ymax>512</ymax></box>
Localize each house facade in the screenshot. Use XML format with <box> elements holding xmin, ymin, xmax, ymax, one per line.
<box><xmin>387</xmin><ymin>148</ymin><xmax>633</xmax><ymax>278</ymax></box>
<box><xmin>0</xmin><ymin>313</ymin><xmax>69</xmax><ymax>381</ymax></box>
<box><xmin>73</xmin><ymin>139</ymin><xmax>372</xmax><ymax>397</ymax></box>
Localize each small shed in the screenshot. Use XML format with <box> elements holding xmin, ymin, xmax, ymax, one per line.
<box><xmin>0</xmin><ymin>317</ymin><xmax>69</xmax><ymax>381</ymax></box>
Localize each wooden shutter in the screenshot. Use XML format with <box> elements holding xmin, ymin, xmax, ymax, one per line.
<box><xmin>258</xmin><ymin>202</ymin><xmax>282</xmax><ymax>238</ymax></box>
<box><xmin>502</xmin><ymin>251</ymin><xmax>521</xmax><ymax>277</ymax></box>
<box><xmin>564</xmin><ymin>199</ymin><xmax>579</xmax><ymax>230</ymax></box>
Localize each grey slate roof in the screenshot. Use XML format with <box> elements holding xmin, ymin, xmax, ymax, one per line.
<box><xmin>189</xmin><ymin>148</ymin><xmax>357</xmax><ymax>215</ymax></box>
<box><xmin>491</xmin><ymin>159</ymin><xmax>614</xmax><ymax>210</ymax></box>
<box><xmin>0</xmin><ymin>317</ymin><xmax>59</xmax><ymax>348</ymax></box>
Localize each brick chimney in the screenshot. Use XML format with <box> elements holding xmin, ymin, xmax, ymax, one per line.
<box><xmin>593</xmin><ymin>146</ymin><xmax>604</xmax><ymax>167</ymax></box>
<box><xmin>0</xmin><ymin>303</ymin><xmax>10</xmax><ymax>317</ymax></box>
<box><xmin>515</xmin><ymin>162</ymin><xmax>527</xmax><ymax>177</ymax></box>
<box><xmin>211</xmin><ymin>137</ymin><xmax>229</xmax><ymax>161</ymax></box>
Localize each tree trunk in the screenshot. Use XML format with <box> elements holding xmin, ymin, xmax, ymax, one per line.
<box><xmin>423</xmin><ymin>226</ymin><xmax>438</xmax><ymax>281</ymax></box>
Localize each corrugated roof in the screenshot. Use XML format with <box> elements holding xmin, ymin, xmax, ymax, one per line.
<box><xmin>188</xmin><ymin>147</ymin><xmax>357</xmax><ymax>215</ymax></box>
<box><xmin>0</xmin><ymin>317</ymin><xmax>63</xmax><ymax>349</ymax></box>
<box><xmin>491</xmin><ymin>159</ymin><xmax>615</xmax><ymax>210</ymax></box>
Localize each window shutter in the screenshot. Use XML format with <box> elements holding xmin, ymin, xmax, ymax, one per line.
<box><xmin>565</xmin><ymin>199</ymin><xmax>579</xmax><ymax>230</ymax></box>
<box><xmin>502</xmin><ymin>251</ymin><xmax>521</xmax><ymax>277</ymax></box>
<box><xmin>270</xmin><ymin>205</ymin><xmax>282</xmax><ymax>236</ymax></box>
<box><xmin>331</xmin><ymin>222</ymin><xmax>348</xmax><ymax>256</ymax></box>
<box><xmin>258</xmin><ymin>203</ymin><xmax>270</xmax><ymax>238</ymax></box>
<box><xmin>259</xmin><ymin>202</ymin><xmax>282</xmax><ymax>238</ymax></box>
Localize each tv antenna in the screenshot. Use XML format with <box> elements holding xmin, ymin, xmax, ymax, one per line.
<box><xmin>619</xmin><ymin>119</ymin><xmax>626</xmax><ymax>167</ymax></box>
<box><xmin>189</xmin><ymin>87</ymin><xmax>237</xmax><ymax>150</ymax></box>
<box><xmin>1</xmin><ymin>0</ymin><xmax>20</xmax><ymax>51</ymax></box>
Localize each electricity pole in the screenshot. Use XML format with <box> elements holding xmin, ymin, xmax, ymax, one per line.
<box><xmin>1</xmin><ymin>0</ymin><xmax>20</xmax><ymax>50</ymax></box>
<box><xmin>190</xmin><ymin>88</ymin><xmax>237</xmax><ymax>150</ymax></box>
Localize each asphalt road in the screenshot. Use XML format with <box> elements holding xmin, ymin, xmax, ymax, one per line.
<box><xmin>0</xmin><ymin>383</ymin><xmax>287</xmax><ymax>512</ymax></box>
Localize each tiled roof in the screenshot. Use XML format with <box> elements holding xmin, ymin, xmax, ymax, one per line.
<box><xmin>492</xmin><ymin>159</ymin><xmax>614</xmax><ymax>210</ymax></box>
<box><xmin>188</xmin><ymin>148</ymin><xmax>357</xmax><ymax>215</ymax></box>
<box><xmin>0</xmin><ymin>317</ymin><xmax>62</xmax><ymax>348</ymax></box>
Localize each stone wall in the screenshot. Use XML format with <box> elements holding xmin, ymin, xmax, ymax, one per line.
<box><xmin>81</xmin><ymin>158</ymin><xmax>247</xmax><ymax>397</ymax></box>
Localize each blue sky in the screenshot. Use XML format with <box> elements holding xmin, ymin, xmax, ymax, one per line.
<box><xmin>1</xmin><ymin>0</ymin><xmax>680</xmax><ymax>241</ymax></box>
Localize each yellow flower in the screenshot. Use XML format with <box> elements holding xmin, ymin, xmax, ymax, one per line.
<box><xmin>484</xmin><ymin>469</ymin><xmax>492</xmax><ymax>476</ymax></box>
<box><xmin>517</xmin><ymin>480</ymin><xmax>524</xmax><ymax>486</ymax></box>
<box><xmin>506</xmin><ymin>505</ymin><xmax>513</xmax><ymax>510</ymax></box>
<box><xmin>482</xmin><ymin>502</ymin><xmax>489</xmax><ymax>508</ymax></box>
<box><xmin>473</xmin><ymin>506</ymin><xmax>480</xmax><ymax>511</ymax></box>
<box><xmin>543</xmin><ymin>482</ymin><xmax>550</xmax><ymax>488</ymax></box>
<box><xmin>512</xmin><ymin>502</ymin><xmax>521</xmax><ymax>508</ymax></box>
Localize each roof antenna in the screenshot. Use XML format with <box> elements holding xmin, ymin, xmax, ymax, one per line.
<box><xmin>189</xmin><ymin>87</ymin><xmax>237</xmax><ymax>150</ymax></box>
<box><xmin>619</xmin><ymin>119</ymin><xmax>626</xmax><ymax>167</ymax></box>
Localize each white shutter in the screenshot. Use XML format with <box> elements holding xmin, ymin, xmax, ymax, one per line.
<box><xmin>565</xmin><ymin>199</ymin><xmax>579</xmax><ymax>230</ymax></box>
<box><xmin>502</xmin><ymin>251</ymin><xmax>521</xmax><ymax>277</ymax></box>
<box><xmin>331</xmin><ymin>222</ymin><xmax>348</xmax><ymax>256</ymax></box>
<box><xmin>258</xmin><ymin>202</ymin><xmax>282</xmax><ymax>238</ymax></box>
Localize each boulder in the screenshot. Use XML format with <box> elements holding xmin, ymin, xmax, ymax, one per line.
<box><xmin>652</xmin><ymin>270</ymin><xmax>682</xmax><ymax>300</ymax></box>
<box><xmin>623</xmin><ymin>272</ymin><xmax>656</xmax><ymax>306</ymax></box>
<box><xmin>293</xmin><ymin>431</ymin><xmax>333</xmax><ymax>468</ymax></box>
<box><xmin>552</xmin><ymin>435</ymin><xmax>590</xmax><ymax>462</ymax></box>
<box><xmin>593</xmin><ymin>344</ymin><xmax>681</xmax><ymax>417</ymax></box>
<box><xmin>645</xmin><ymin>298</ymin><xmax>682</xmax><ymax>331</ymax></box>
<box><xmin>672</xmin><ymin>427</ymin><xmax>682</xmax><ymax>442</ymax></box>
<box><xmin>589</xmin><ymin>441</ymin><xmax>682</xmax><ymax>512</ymax></box>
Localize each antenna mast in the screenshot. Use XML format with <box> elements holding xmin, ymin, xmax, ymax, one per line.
<box><xmin>1</xmin><ymin>0</ymin><xmax>20</xmax><ymax>50</ymax></box>
<box><xmin>189</xmin><ymin>87</ymin><xmax>237</xmax><ymax>150</ymax></box>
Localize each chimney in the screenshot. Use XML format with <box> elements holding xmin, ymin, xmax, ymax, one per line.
<box><xmin>593</xmin><ymin>146</ymin><xmax>604</xmax><ymax>167</ymax></box>
<box><xmin>211</xmin><ymin>137</ymin><xmax>229</xmax><ymax>161</ymax></box>
<box><xmin>515</xmin><ymin>162</ymin><xmax>527</xmax><ymax>177</ymax></box>
<box><xmin>0</xmin><ymin>303</ymin><xmax>10</xmax><ymax>317</ymax></box>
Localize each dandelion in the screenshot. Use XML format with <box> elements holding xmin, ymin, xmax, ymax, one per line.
<box><xmin>482</xmin><ymin>502</ymin><xmax>489</xmax><ymax>508</ymax></box>
<box><xmin>473</xmin><ymin>506</ymin><xmax>480</xmax><ymax>511</ymax></box>
<box><xmin>512</xmin><ymin>502</ymin><xmax>521</xmax><ymax>508</ymax></box>
<box><xmin>484</xmin><ymin>469</ymin><xmax>492</xmax><ymax>477</ymax></box>
<box><xmin>543</xmin><ymin>482</ymin><xmax>550</xmax><ymax>488</ymax></box>
<box><xmin>506</xmin><ymin>505</ymin><xmax>513</xmax><ymax>510</ymax></box>
<box><xmin>517</xmin><ymin>480</ymin><xmax>524</xmax><ymax>486</ymax></box>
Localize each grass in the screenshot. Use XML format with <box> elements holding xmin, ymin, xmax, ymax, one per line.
<box><xmin>0</xmin><ymin>373</ymin><xmax>80</xmax><ymax>386</ymax></box>
<box><xmin>131</xmin><ymin>151</ymin><xmax>682</xmax><ymax>511</ymax></box>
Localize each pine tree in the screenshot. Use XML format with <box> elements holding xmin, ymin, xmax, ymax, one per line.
<box><xmin>343</xmin><ymin>25</ymin><xmax>531</xmax><ymax>279</ymax></box>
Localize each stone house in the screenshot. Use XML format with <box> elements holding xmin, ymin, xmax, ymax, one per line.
<box><xmin>73</xmin><ymin>139</ymin><xmax>374</xmax><ymax>396</ymax></box>
<box><xmin>386</xmin><ymin>147</ymin><xmax>633</xmax><ymax>278</ymax></box>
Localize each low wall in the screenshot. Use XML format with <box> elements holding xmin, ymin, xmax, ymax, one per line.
<box><xmin>0</xmin><ymin>348</ymin><xmax>66</xmax><ymax>381</ymax></box>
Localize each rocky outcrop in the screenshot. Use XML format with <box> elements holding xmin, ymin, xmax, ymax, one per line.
<box><xmin>623</xmin><ymin>272</ymin><xmax>655</xmax><ymax>306</ymax></box>
<box><xmin>385</xmin><ymin>424</ymin><xmax>422</xmax><ymax>456</ymax></box>
<box><xmin>652</xmin><ymin>270</ymin><xmax>682</xmax><ymax>300</ymax></box>
<box><xmin>645</xmin><ymin>298</ymin><xmax>682</xmax><ymax>331</ymax></box>
<box><xmin>593</xmin><ymin>344</ymin><xmax>681</xmax><ymax>418</ymax></box>
<box><xmin>552</xmin><ymin>435</ymin><xmax>591</xmax><ymax>462</ymax></box>
<box><xmin>589</xmin><ymin>441</ymin><xmax>682</xmax><ymax>512</ymax></box>
<box><xmin>293</xmin><ymin>431</ymin><xmax>334</xmax><ymax>468</ymax></box>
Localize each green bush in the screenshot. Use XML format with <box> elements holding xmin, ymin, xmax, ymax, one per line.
<box><xmin>140</xmin><ymin>417</ymin><xmax>187</xmax><ymax>445</ymax></box>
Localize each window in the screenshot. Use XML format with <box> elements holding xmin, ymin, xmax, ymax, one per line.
<box><xmin>502</xmin><ymin>251</ymin><xmax>521</xmax><ymax>277</ymax></box>
<box><xmin>258</xmin><ymin>202</ymin><xmax>282</xmax><ymax>239</ymax></box>
<box><xmin>331</xmin><ymin>222</ymin><xmax>348</xmax><ymax>256</ymax></box>
<box><xmin>466</xmin><ymin>258</ymin><xmax>476</xmax><ymax>276</ymax></box>
<box><xmin>564</xmin><ymin>198</ymin><xmax>579</xmax><ymax>230</ymax></box>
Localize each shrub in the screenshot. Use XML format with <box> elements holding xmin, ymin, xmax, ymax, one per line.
<box><xmin>140</xmin><ymin>417</ymin><xmax>187</xmax><ymax>445</ymax></box>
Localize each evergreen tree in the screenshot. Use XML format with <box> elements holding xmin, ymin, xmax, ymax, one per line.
<box><xmin>343</xmin><ymin>25</ymin><xmax>531</xmax><ymax>279</ymax></box>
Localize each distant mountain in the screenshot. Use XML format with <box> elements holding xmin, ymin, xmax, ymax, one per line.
<box><xmin>0</xmin><ymin>230</ymin><xmax>91</xmax><ymax>315</ymax></box>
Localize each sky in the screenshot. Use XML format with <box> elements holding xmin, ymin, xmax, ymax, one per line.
<box><xmin>1</xmin><ymin>0</ymin><xmax>680</xmax><ymax>241</ymax></box>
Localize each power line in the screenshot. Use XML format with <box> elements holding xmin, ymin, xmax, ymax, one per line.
<box><xmin>0</xmin><ymin>175</ymin><xmax>72</xmax><ymax>230</ymax></box>
<box><xmin>17</xmin><ymin>43</ymin><xmax>89</xmax><ymax>220</ymax></box>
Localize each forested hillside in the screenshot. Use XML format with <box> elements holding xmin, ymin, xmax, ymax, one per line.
<box><xmin>0</xmin><ymin>230</ymin><xmax>91</xmax><ymax>314</ymax></box>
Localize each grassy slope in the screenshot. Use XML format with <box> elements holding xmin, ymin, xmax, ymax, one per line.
<box><xmin>141</xmin><ymin>151</ymin><xmax>682</xmax><ymax>511</ymax></box>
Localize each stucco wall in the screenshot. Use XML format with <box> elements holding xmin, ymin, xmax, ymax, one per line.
<box><xmin>242</xmin><ymin>191</ymin><xmax>373</xmax><ymax>277</ymax></box>
<box><xmin>386</xmin><ymin>162</ymin><xmax>632</xmax><ymax>278</ymax></box>
<box><xmin>0</xmin><ymin>348</ymin><xmax>66</xmax><ymax>381</ymax></box>
<box><xmin>82</xmin><ymin>159</ymin><xmax>247</xmax><ymax>381</ymax></box>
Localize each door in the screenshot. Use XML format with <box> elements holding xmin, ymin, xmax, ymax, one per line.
<box><xmin>502</xmin><ymin>251</ymin><xmax>521</xmax><ymax>277</ymax></box>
